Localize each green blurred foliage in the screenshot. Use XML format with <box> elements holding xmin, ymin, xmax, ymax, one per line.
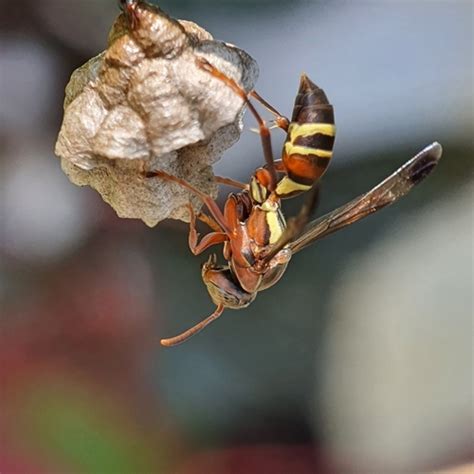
<box><xmin>7</xmin><ymin>375</ymin><xmax>169</xmax><ymax>473</ymax></box>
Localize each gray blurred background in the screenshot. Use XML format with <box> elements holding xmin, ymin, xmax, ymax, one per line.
<box><xmin>1</xmin><ymin>1</ymin><xmax>472</xmax><ymax>473</ymax></box>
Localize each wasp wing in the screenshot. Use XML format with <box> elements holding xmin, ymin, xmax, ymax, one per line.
<box><xmin>289</xmin><ymin>142</ymin><xmax>443</xmax><ymax>254</ymax></box>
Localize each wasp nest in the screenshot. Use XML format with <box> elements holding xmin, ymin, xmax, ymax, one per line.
<box><xmin>55</xmin><ymin>2</ymin><xmax>258</xmax><ymax>226</ymax></box>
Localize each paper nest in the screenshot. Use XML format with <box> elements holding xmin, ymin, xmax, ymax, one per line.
<box><xmin>55</xmin><ymin>3</ymin><xmax>258</xmax><ymax>226</ymax></box>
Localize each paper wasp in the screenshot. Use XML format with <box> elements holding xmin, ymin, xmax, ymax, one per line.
<box><xmin>145</xmin><ymin>56</ymin><xmax>442</xmax><ymax>346</ymax></box>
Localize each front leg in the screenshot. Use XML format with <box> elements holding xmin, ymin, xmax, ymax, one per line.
<box><xmin>187</xmin><ymin>203</ymin><xmax>228</xmax><ymax>255</ymax></box>
<box><xmin>197</xmin><ymin>212</ymin><xmax>222</xmax><ymax>233</ymax></box>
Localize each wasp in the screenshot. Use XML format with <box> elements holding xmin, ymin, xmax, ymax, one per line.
<box><xmin>145</xmin><ymin>57</ymin><xmax>442</xmax><ymax>346</ymax></box>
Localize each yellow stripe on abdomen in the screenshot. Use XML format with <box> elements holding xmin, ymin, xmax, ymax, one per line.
<box><xmin>289</xmin><ymin>122</ymin><xmax>336</xmax><ymax>142</ymax></box>
<box><xmin>285</xmin><ymin>142</ymin><xmax>333</xmax><ymax>158</ymax></box>
<box><xmin>275</xmin><ymin>176</ymin><xmax>312</xmax><ymax>197</ymax></box>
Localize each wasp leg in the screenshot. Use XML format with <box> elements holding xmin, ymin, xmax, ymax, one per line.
<box><xmin>265</xmin><ymin>160</ymin><xmax>286</xmax><ymax>172</ymax></box>
<box><xmin>215</xmin><ymin>176</ymin><xmax>247</xmax><ymax>190</ymax></box>
<box><xmin>250</xmin><ymin>90</ymin><xmax>290</xmax><ymax>131</ymax></box>
<box><xmin>187</xmin><ymin>203</ymin><xmax>228</xmax><ymax>255</ymax></box>
<box><xmin>189</xmin><ymin>231</ymin><xmax>228</xmax><ymax>255</ymax></box>
<box><xmin>262</xmin><ymin>184</ymin><xmax>320</xmax><ymax>263</ymax></box>
<box><xmin>197</xmin><ymin>212</ymin><xmax>222</xmax><ymax>233</ymax></box>
<box><xmin>196</xmin><ymin>57</ymin><xmax>278</xmax><ymax>191</ymax></box>
<box><xmin>145</xmin><ymin>169</ymin><xmax>231</xmax><ymax>234</ymax></box>
<box><xmin>160</xmin><ymin>304</ymin><xmax>225</xmax><ymax>347</ymax></box>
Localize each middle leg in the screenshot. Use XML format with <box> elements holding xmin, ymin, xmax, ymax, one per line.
<box><xmin>145</xmin><ymin>169</ymin><xmax>231</xmax><ymax>234</ymax></box>
<box><xmin>196</xmin><ymin>57</ymin><xmax>278</xmax><ymax>191</ymax></box>
<box><xmin>250</xmin><ymin>90</ymin><xmax>290</xmax><ymax>132</ymax></box>
<box><xmin>215</xmin><ymin>176</ymin><xmax>248</xmax><ymax>190</ymax></box>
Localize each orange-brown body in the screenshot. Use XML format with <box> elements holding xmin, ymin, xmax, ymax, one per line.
<box><xmin>220</xmin><ymin>190</ymin><xmax>290</xmax><ymax>294</ymax></box>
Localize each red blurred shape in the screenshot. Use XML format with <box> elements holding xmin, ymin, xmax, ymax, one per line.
<box><xmin>175</xmin><ymin>444</ymin><xmax>332</xmax><ymax>474</ymax></box>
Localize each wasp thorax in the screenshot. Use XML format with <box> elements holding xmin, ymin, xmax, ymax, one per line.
<box><xmin>202</xmin><ymin>255</ymin><xmax>256</xmax><ymax>309</ymax></box>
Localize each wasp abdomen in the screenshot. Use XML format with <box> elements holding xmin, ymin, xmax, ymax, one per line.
<box><xmin>277</xmin><ymin>75</ymin><xmax>335</xmax><ymax>197</ymax></box>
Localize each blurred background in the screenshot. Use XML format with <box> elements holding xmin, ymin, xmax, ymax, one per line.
<box><xmin>1</xmin><ymin>0</ymin><xmax>472</xmax><ymax>473</ymax></box>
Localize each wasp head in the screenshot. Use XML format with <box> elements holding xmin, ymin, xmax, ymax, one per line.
<box><xmin>201</xmin><ymin>255</ymin><xmax>256</xmax><ymax>310</ymax></box>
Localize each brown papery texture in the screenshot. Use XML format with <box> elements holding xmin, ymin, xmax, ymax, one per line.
<box><xmin>55</xmin><ymin>3</ymin><xmax>258</xmax><ymax>226</ymax></box>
